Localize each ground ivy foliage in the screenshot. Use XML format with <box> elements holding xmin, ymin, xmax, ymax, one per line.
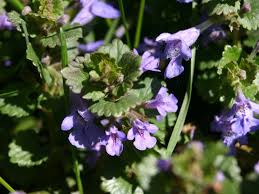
<box><xmin>62</xmin><ymin>39</ymin><xmax>157</xmax><ymax>118</ymax></box>
<box><xmin>1</xmin><ymin>0</ymin><xmax>259</xmax><ymax>193</ymax></box>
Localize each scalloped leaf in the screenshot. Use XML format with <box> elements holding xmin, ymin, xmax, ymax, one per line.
<box><xmin>0</xmin><ymin>98</ymin><xmax>29</xmax><ymax>118</ymax></box>
<box><xmin>61</xmin><ymin>62</ymin><xmax>89</xmax><ymax>94</ymax></box>
<box><xmin>89</xmin><ymin>77</ymin><xmax>160</xmax><ymax>117</ymax></box>
<box><xmin>212</xmin><ymin>1</ymin><xmax>240</xmax><ymax>16</ymax></box>
<box><xmin>217</xmin><ymin>45</ymin><xmax>242</xmax><ymax>74</ymax></box>
<box><xmin>101</xmin><ymin>177</ymin><xmax>133</xmax><ymax>194</ymax></box>
<box><xmin>238</xmin><ymin>0</ymin><xmax>259</xmax><ymax>30</ymax></box>
<box><xmin>37</xmin><ymin>0</ymin><xmax>64</xmax><ymax>21</ymax></box>
<box><xmin>97</xmin><ymin>39</ymin><xmax>130</xmax><ymax>63</ymax></box>
<box><xmin>8</xmin><ymin>131</ymin><xmax>48</xmax><ymax>167</ymax></box>
<box><xmin>83</xmin><ymin>91</ymin><xmax>105</xmax><ymax>101</ymax></box>
<box><xmin>40</xmin><ymin>26</ymin><xmax>82</xmax><ymax>48</ymax></box>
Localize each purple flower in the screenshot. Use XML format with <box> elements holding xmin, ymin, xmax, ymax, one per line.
<box><xmin>177</xmin><ymin>0</ymin><xmax>192</xmax><ymax>3</ymax></box>
<box><xmin>202</xmin><ymin>26</ymin><xmax>226</xmax><ymax>45</ymax></box>
<box><xmin>78</xmin><ymin>40</ymin><xmax>104</xmax><ymax>53</ymax></box>
<box><xmin>0</xmin><ymin>12</ymin><xmax>13</xmax><ymax>30</ymax></box>
<box><xmin>156</xmin><ymin>159</ymin><xmax>172</xmax><ymax>172</ymax></box>
<box><xmin>211</xmin><ymin>90</ymin><xmax>259</xmax><ymax>149</ymax></box>
<box><xmin>156</xmin><ymin>27</ymin><xmax>200</xmax><ymax>78</ymax></box>
<box><xmin>72</xmin><ymin>0</ymin><xmax>120</xmax><ymax>25</ymax></box>
<box><xmin>127</xmin><ymin>119</ymin><xmax>158</xmax><ymax>150</ymax></box>
<box><xmin>104</xmin><ymin>126</ymin><xmax>126</xmax><ymax>156</ymax></box>
<box><xmin>254</xmin><ymin>162</ymin><xmax>259</xmax><ymax>174</ymax></box>
<box><xmin>137</xmin><ymin>50</ymin><xmax>160</xmax><ymax>73</ymax></box>
<box><xmin>146</xmin><ymin>87</ymin><xmax>178</xmax><ymax>118</ymax></box>
<box><xmin>61</xmin><ymin>93</ymin><xmax>104</xmax><ymax>151</ymax></box>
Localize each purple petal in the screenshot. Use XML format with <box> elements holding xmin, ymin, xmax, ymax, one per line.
<box><xmin>181</xmin><ymin>41</ymin><xmax>192</xmax><ymax>60</ymax></box>
<box><xmin>143</xmin><ymin>131</ymin><xmax>157</xmax><ymax>148</ymax></box>
<box><xmin>127</xmin><ymin>128</ymin><xmax>135</xmax><ymax>140</ymax></box>
<box><xmin>165</xmin><ymin>58</ymin><xmax>184</xmax><ymax>79</ymax></box>
<box><xmin>177</xmin><ymin>0</ymin><xmax>192</xmax><ymax>3</ymax></box>
<box><xmin>61</xmin><ymin>115</ymin><xmax>74</xmax><ymax>131</ymax></box>
<box><xmin>78</xmin><ymin>40</ymin><xmax>104</xmax><ymax>53</ymax></box>
<box><xmin>156</xmin><ymin>33</ymin><xmax>172</xmax><ymax>42</ymax></box>
<box><xmin>90</xmin><ymin>1</ymin><xmax>120</xmax><ymax>19</ymax></box>
<box><xmin>134</xmin><ymin>135</ymin><xmax>147</xmax><ymax>150</ymax></box>
<box><xmin>72</xmin><ymin>6</ymin><xmax>94</xmax><ymax>25</ymax></box>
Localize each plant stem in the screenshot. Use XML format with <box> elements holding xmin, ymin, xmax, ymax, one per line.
<box><xmin>104</xmin><ymin>18</ymin><xmax>120</xmax><ymax>44</ymax></box>
<box><xmin>0</xmin><ymin>176</ymin><xmax>15</xmax><ymax>192</ymax></box>
<box><xmin>8</xmin><ymin>0</ymin><xmax>24</xmax><ymax>12</ymax></box>
<box><xmin>134</xmin><ymin>0</ymin><xmax>145</xmax><ymax>48</ymax></box>
<box><xmin>72</xmin><ymin>150</ymin><xmax>84</xmax><ymax>194</ymax></box>
<box><xmin>118</xmin><ymin>0</ymin><xmax>131</xmax><ymax>48</ymax></box>
<box><xmin>166</xmin><ymin>47</ymin><xmax>196</xmax><ymax>157</ymax></box>
<box><xmin>59</xmin><ymin>27</ymin><xmax>69</xmax><ymax>108</ymax></box>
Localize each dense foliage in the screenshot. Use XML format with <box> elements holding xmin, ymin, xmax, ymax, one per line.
<box><xmin>0</xmin><ymin>0</ymin><xmax>259</xmax><ymax>194</ymax></box>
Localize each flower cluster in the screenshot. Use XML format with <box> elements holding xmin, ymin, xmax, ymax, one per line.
<box><xmin>211</xmin><ymin>90</ymin><xmax>259</xmax><ymax>152</ymax></box>
<box><xmin>136</xmin><ymin>27</ymin><xmax>200</xmax><ymax>79</ymax></box>
<box><xmin>61</xmin><ymin>86</ymin><xmax>178</xmax><ymax>156</ymax></box>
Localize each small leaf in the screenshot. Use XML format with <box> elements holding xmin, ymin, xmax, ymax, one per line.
<box><xmin>238</xmin><ymin>0</ymin><xmax>259</xmax><ymax>30</ymax></box>
<box><xmin>8</xmin><ymin>131</ymin><xmax>48</xmax><ymax>167</ymax></box>
<box><xmin>61</xmin><ymin>62</ymin><xmax>89</xmax><ymax>94</ymax></box>
<box><xmin>0</xmin><ymin>98</ymin><xmax>29</xmax><ymax>118</ymax></box>
<box><xmin>41</xmin><ymin>26</ymin><xmax>82</xmax><ymax>48</ymax></box>
<box><xmin>212</xmin><ymin>1</ymin><xmax>240</xmax><ymax>16</ymax></box>
<box><xmin>89</xmin><ymin>77</ymin><xmax>160</xmax><ymax>117</ymax></box>
<box><xmin>101</xmin><ymin>177</ymin><xmax>132</xmax><ymax>194</ymax></box>
<box><xmin>98</xmin><ymin>39</ymin><xmax>130</xmax><ymax>63</ymax></box>
<box><xmin>37</xmin><ymin>0</ymin><xmax>64</xmax><ymax>21</ymax></box>
<box><xmin>217</xmin><ymin>45</ymin><xmax>242</xmax><ymax>74</ymax></box>
<box><xmin>83</xmin><ymin>91</ymin><xmax>105</xmax><ymax>101</ymax></box>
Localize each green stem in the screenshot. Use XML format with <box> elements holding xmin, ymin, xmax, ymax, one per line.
<box><xmin>118</xmin><ymin>0</ymin><xmax>131</xmax><ymax>48</ymax></box>
<box><xmin>195</xmin><ymin>19</ymin><xmax>214</xmax><ymax>33</ymax></box>
<box><xmin>134</xmin><ymin>0</ymin><xmax>145</xmax><ymax>48</ymax></box>
<box><xmin>166</xmin><ymin>47</ymin><xmax>196</xmax><ymax>157</ymax></box>
<box><xmin>104</xmin><ymin>18</ymin><xmax>120</xmax><ymax>44</ymax></box>
<box><xmin>72</xmin><ymin>150</ymin><xmax>84</xmax><ymax>194</ymax></box>
<box><xmin>0</xmin><ymin>176</ymin><xmax>15</xmax><ymax>192</ymax></box>
<box><xmin>59</xmin><ymin>27</ymin><xmax>69</xmax><ymax>108</ymax></box>
<box><xmin>7</xmin><ymin>0</ymin><xmax>24</xmax><ymax>12</ymax></box>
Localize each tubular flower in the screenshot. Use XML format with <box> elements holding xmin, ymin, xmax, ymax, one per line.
<box><xmin>72</xmin><ymin>0</ymin><xmax>120</xmax><ymax>25</ymax></box>
<box><xmin>146</xmin><ymin>87</ymin><xmax>178</xmax><ymax>118</ymax></box>
<box><xmin>78</xmin><ymin>40</ymin><xmax>104</xmax><ymax>53</ymax></box>
<box><xmin>211</xmin><ymin>90</ymin><xmax>259</xmax><ymax>149</ymax></box>
<box><xmin>127</xmin><ymin>119</ymin><xmax>158</xmax><ymax>150</ymax></box>
<box><xmin>61</xmin><ymin>93</ymin><xmax>104</xmax><ymax>151</ymax></box>
<box><xmin>156</xmin><ymin>27</ymin><xmax>200</xmax><ymax>78</ymax></box>
<box><xmin>104</xmin><ymin>126</ymin><xmax>126</xmax><ymax>156</ymax></box>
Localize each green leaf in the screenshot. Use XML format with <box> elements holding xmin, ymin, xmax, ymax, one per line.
<box><xmin>89</xmin><ymin>77</ymin><xmax>160</xmax><ymax>117</ymax></box>
<box><xmin>26</xmin><ymin>43</ymin><xmax>52</xmax><ymax>84</ymax></box>
<box><xmin>8</xmin><ymin>11</ymin><xmax>23</xmax><ymax>32</ymax></box>
<box><xmin>0</xmin><ymin>98</ymin><xmax>29</xmax><ymax>118</ymax></box>
<box><xmin>133</xmin><ymin>154</ymin><xmax>158</xmax><ymax>190</ymax></box>
<box><xmin>217</xmin><ymin>45</ymin><xmax>242</xmax><ymax>74</ymax></box>
<box><xmin>41</xmin><ymin>26</ymin><xmax>82</xmax><ymax>48</ymax></box>
<box><xmin>244</xmin><ymin>30</ymin><xmax>259</xmax><ymax>47</ymax></box>
<box><xmin>83</xmin><ymin>91</ymin><xmax>105</xmax><ymax>101</ymax></box>
<box><xmin>61</xmin><ymin>61</ymin><xmax>89</xmax><ymax>94</ymax></box>
<box><xmin>101</xmin><ymin>177</ymin><xmax>133</xmax><ymax>194</ymax></box>
<box><xmin>8</xmin><ymin>131</ymin><xmax>48</xmax><ymax>167</ymax></box>
<box><xmin>37</xmin><ymin>0</ymin><xmax>64</xmax><ymax>21</ymax></box>
<box><xmin>212</xmin><ymin>1</ymin><xmax>240</xmax><ymax>16</ymax></box>
<box><xmin>115</xmin><ymin>52</ymin><xmax>141</xmax><ymax>93</ymax></box>
<box><xmin>238</xmin><ymin>0</ymin><xmax>259</xmax><ymax>30</ymax></box>
<box><xmin>98</xmin><ymin>39</ymin><xmax>130</xmax><ymax>63</ymax></box>
<box><xmin>166</xmin><ymin>48</ymin><xmax>196</xmax><ymax>156</ymax></box>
